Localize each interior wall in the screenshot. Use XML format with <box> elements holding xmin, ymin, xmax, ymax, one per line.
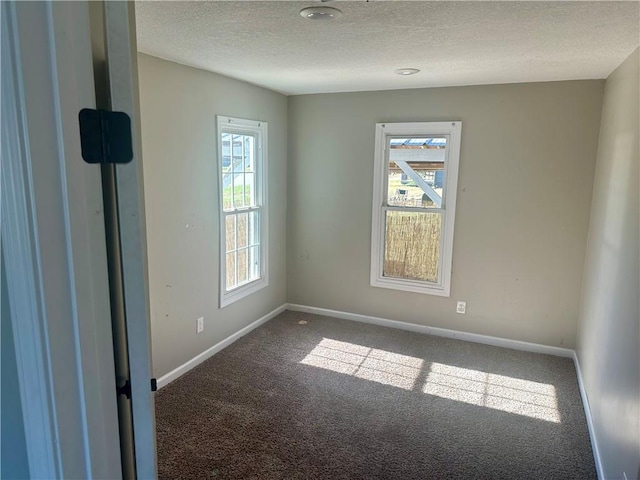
<box><xmin>137</xmin><ymin>54</ymin><xmax>287</xmax><ymax>377</ymax></box>
<box><xmin>1</xmin><ymin>249</ymin><xmax>30</xmax><ymax>479</ymax></box>
<box><xmin>576</xmin><ymin>49</ymin><xmax>639</xmax><ymax>480</ymax></box>
<box><xmin>288</xmin><ymin>80</ymin><xmax>604</xmax><ymax>348</ymax></box>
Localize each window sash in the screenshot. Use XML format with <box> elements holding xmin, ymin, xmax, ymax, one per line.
<box><xmin>222</xmin><ymin>206</ymin><xmax>262</xmax><ymax>292</ymax></box>
<box><xmin>222</xmin><ymin>132</ymin><xmax>258</xmax><ymax>212</ymax></box>
<box><xmin>384</xmin><ymin>205</ymin><xmax>444</xmax><ymax>214</ymax></box>
<box><xmin>384</xmin><ymin>134</ymin><xmax>450</xmax><ymax>210</ymax></box>
<box><xmin>381</xmin><ymin>134</ymin><xmax>449</xmax><ymax>286</ymax></box>
<box><xmin>380</xmin><ymin>208</ymin><xmax>445</xmax><ymax>286</ymax></box>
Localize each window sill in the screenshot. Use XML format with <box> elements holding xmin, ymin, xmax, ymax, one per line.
<box><xmin>220</xmin><ymin>277</ymin><xmax>268</xmax><ymax>308</ymax></box>
<box><xmin>370</xmin><ymin>276</ymin><xmax>450</xmax><ymax>297</ymax></box>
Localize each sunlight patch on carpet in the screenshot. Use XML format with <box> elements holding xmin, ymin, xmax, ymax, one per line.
<box><xmin>423</xmin><ymin>362</ymin><xmax>560</xmax><ymax>423</ymax></box>
<box><xmin>300</xmin><ymin>338</ymin><xmax>423</xmax><ymax>390</ymax></box>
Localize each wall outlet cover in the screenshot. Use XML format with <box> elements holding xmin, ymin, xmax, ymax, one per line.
<box><xmin>456</xmin><ymin>301</ymin><xmax>466</xmax><ymax>314</ymax></box>
<box><xmin>196</xmin><ymin>316</ymin><xmax>204</xmax><ymax>334</ymax></box>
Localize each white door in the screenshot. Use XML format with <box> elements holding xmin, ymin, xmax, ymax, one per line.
<box><xmin>2</xmin><ymin>1</ymin><xmax>156</xmax><ymax>478</ymax></box>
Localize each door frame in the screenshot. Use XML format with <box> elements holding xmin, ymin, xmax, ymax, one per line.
<box><xmin>101</xmin><ymin>2</ymin><xmax>158</xmax><ymax>477</ymax></box>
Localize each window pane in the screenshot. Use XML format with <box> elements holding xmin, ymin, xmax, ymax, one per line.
<box><xmin>232</xmin><ymin>134</ymin><xmax>243</xmax><ymax>169</ymax></box>
<box><xmin>237</xmin><ymin>248</ymin><xmax>248</xmax><ymax>284</ymax></box>
<box><xmin>220</xmin><ymin>132</ymin><xmax>257</xmax><ymax>211</ymax></box>
<box><xmin>221</xmin><ymin>133</ymin><xmax>231</xmax><ymax>172</ymax></box>
<box><xmin>387</xmin><ymin>137</ymin><xmax>447</xmax><ymax>208</ymax></box>
<box><xmin>249</xmin><ymin>245</ymin><xmax>260</xmax><ymax>280</ymax></box>
<box><xmin>245</xmin><ymin>136</ymin><xmax>255</xmax><ymax>172</ymax></box>
<box><xmin>233</xmin><ymin>173</ymin><xmax>245</xmax><ymax>208</ymax></box>
<box><xmin>225</xmin><ymin>215</ymin><xmax>236</xmax><ymax>252</ymax></box>
<box><xmin>244</xmin><ymin>172</ymin><xmax>256</xmax><ymax>207</ymax></box>
<box><xmin>383</xmin><ymin>211</ymin><xmax>441</xmax><ymax>283</ymax></box>
<box><xmin>237</xmin><ymin>212</ymin><xmax>248</xmax><ymax>249</ymax></box>
<box><xmin>229</xmin><ymin>134</ymin><xmax>255</xmax><ymax>174</ymax></box>
<box><xmin>226</xmin><ymin>252</ymin><xmax>236</xmax><ymax>291</ymax></box>
<box><xmin>248</xmin><ymin>210</ymin><xmax>259</xmax><ymax>246</ymax></box>
<box><xmin>222</xmin><ymin>174</ymin><xmax>233</xmax><ymax>211</ymax></box>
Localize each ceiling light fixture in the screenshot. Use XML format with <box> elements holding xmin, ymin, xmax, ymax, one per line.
<box><xmin>300</xmin><ymin>6</ymin><xmax>342</xmax><ymax>20</ymax></box>
<box><xmin>395</xmin><ymin>68</ymin><xmax>420</xmax><ymax>76</ymax></box>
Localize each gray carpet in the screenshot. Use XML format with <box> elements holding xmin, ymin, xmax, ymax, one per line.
<box><xmin>155</xmin><ymin>311</ymin><xmax>596</xmax><ymax>479</ymax></box>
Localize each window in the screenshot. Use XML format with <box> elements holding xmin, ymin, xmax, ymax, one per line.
<box><xmin>217</xmin><ymin>116</ymin><xmax>268</xmax><ymax>307</ymax></box>
<box><xmin>370</xmin><ymin>122</ymin><xmax>462</xmax><ymax>296</ymax></box>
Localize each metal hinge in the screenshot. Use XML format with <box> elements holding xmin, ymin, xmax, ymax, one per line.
<box><xmin>117</xmin><ymin>378</ymin><xmax>158</xmax><ymax>398</ymax></box>
<box><xmin>116</xmin><ymin>378</ymin><xmax>131</xmax><ymax>399</ymax></box>
<box><xmin>78</xmin><ymin>108</ymin><xmax>133</xmax><ymax>164</ymax></box>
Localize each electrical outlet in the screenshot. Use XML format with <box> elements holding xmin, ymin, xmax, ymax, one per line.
<box><xmin>196</xmin><ymin>316</ymin><xmax>204</xmax><ymax>334</ymax></box>
<box><xmin>456</xmin><ymin>301</ymin><xmax>466</xmax><ymax>314</ymax></box>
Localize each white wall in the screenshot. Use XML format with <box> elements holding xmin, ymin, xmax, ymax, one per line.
<box><xmin>288</xmin><ymin>80</ymin><xmax>604</xmax><ymax>348</ymax></box>
<box><xmin>138</xmin><ymin>54</ymin><xmax>287</xmax><ymax>377</ymax></box>
<box><xmin>576</xmin><ymin>49</ymin><xmax>639</xmax><ymax>480</ymax></box>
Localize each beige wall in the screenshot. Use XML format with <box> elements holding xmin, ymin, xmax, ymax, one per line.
<box><xmin>576</xmin><ymin>49</ymin><xmax>639</xmax><ymax>480</ymax></box>
<box><xmin>139</xmin><ymin>49</ymin><xmax>637</xmax><ymax>473</ymax></box>
<box><xmin>288</xmin><ymin>80</ymin><xmax>604</xmax><ymax>348</ymax></box>
<box><xmin>138</xmin><ymin>54</ymin><xmax>288</xmax><ymax>377</ymax></box>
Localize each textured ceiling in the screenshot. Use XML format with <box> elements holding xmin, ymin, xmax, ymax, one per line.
<box><xmin>135</xmin><ymin>1</ymin><xmax>640</xmax><ymax>95</ymax></box>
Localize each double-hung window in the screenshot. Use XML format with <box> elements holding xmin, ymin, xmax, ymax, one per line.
<box><xmin>217</xmin><ymin>116</ymin><xmax>268</xmax><ymax>307</ymax></box>
<box><xmin>370</xmin><ymin>122</ymin><xmax>462</xmax><ymax>296</ymax></box>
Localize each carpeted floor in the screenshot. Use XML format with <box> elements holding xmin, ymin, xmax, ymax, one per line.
<box><xmin>155</xmin><ymin>311</ymin><xmax>596</xmax><ymax>479</ymax></box>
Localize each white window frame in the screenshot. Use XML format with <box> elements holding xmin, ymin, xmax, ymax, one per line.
<box><xmin>217</xmin><ymin>116</ymin><xmax>269</xmax><ymax>307</ymax></box>
<box><xmin>370</xmin><ymin>121</ymin><xmax>462</xmax><ymax>297</ymax></box>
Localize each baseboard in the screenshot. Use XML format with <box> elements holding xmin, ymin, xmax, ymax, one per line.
<box><xmin>573</xmin><ymin>351</ymin><xmax>604</xmax><ymax>480</ymax></box>
<box><xmin>156</xmin><ymin>304</ymin><xmax>287</xmax><ymax>389</ymax></box>
<box><xmin>286</xmin><ymin>303</ymin><xmax>574</xmax><ymax>358</ymax></box>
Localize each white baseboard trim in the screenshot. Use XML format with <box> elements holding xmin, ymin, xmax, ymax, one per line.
<box><xmin>286</xmin><ymin>303</ymin><xmax>574</xmax><ymax>358</ymax></box>
<box><xmin>156</xmin><ymin>304</ymin><xmax>287</xmax><ymax>389</ymax></box>
<box><xmin>573</xmin><ymin>352</ymin><xmax>604</xmax><ymax>480</ymax></box>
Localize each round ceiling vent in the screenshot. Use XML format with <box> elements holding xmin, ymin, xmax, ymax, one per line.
<box><xmin>300</xmin><ymin>6</ymin><xmax>343</xmax><ymax>20</ymax></box>
<box><xmin>395</xmin><ymin>68</ymin><xmax>421</xmax><ymax>76</ymax></box>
